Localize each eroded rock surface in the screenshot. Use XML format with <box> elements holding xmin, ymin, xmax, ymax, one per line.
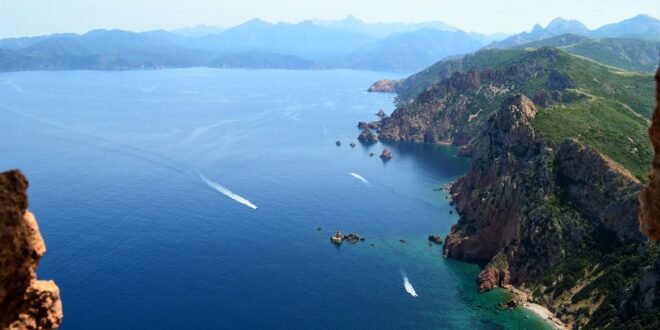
<box><xmin>0</xmin><ymin>169</ymin><xmax>62</xmax><ymax>329</ymax></box>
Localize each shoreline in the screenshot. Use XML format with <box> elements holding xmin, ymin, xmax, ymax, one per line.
<box><xmin>504</xmin><ymin>285</ymin><xmax>568</xmax><ymax>330</ymax></box>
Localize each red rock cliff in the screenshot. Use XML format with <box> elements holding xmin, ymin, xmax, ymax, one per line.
<box><xmin>0</xmin><ymin>169</ymin><xmax>62</xmax><ymax>329</ymax></box>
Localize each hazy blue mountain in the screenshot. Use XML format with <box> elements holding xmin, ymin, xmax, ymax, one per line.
<box><xmin>487</xmin><ymin>15</ymin><xmax>660</xmax><ymax>49</ymax></box>
<box><xmin>590</xmin><ymin>14</ymin><xmax>660</xmax><ymax>39</ymax></box>
<box><xmin>487</xmin><ymin>17</ymin><xmax>589</xmax><ymax>48</ymax></box>
<box><xmin>335</xmin><ymin>28</ymin><xmax>485</xmax><ymax>71</ymax></box>
<box><xmin>193</xmin><ymin>18</ymin><xmax>377</xmax><ymax>59</ymax></box>
<box><xmin>311</xmin><ymin>15</ymin><xmax>457</xmax><ymax>38</ymax></box>
<box><xmin>170</xmin><ymin>24</ymin><xmax>226</xmax><ymax>37</ymax></box>
<box><xmin>0</xmin><ymin>33</ymin><xmax>78</xmax><ymax>50</ymax></box>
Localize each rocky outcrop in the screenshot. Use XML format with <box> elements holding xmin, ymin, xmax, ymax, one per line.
<box><xmin>428</xmin><ymin>235</ymin><xmax>443</xmax><ymax>244</ymax></box>
<box><xmin>368</xmin><ymin>79</ymin><xmax>399</xmax><ymax>93</ymax></box>
<box><xmin>375</xmin><ymin>109</ymin><xmax>386</xmax><ymax>118</ymax></box>
<box><xmin>640</xmin><ymin>68</ymin><xmax>660</xmax><ymax>241</ymax></box>
<box><xmin>358</xmin><ymin>129</ymin><xmax>378</xmax><ymax>144</ymax></box>
<box><xmin>0</xmin><ymin>169</ymin><xmax>63</xmax><ymax>329</ymax></box>
<box><xmin>330</xmin><ymin>231</ymin><xmax>364</xmax><ymax>245</ymax></box>
<box><xmin>380</xmin><ymin>149</ymin><xmax>392</xmax><ymax>160</ymax></box>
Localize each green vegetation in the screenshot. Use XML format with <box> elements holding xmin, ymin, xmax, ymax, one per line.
<box><xmin>532</xmin><ymin>98</ymin><xmax>652</xmax><ymax>182</ymax></box>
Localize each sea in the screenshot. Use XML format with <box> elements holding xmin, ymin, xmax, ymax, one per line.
<box><xmin>0</xmin><ymin>68</ymin><xmax>552</xmax><ymax>329</ymax></box>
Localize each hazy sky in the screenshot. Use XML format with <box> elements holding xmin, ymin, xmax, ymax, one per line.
<box><xmin>1</xmin><ymin>0</ymin><xmax>658</xmax><ymax>38</ymax></box>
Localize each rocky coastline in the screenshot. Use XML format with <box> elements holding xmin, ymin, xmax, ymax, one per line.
<box><xmin>0</xmin><ymin>169</ymin><xmax>63</xmax><ymax>329</ymax></box>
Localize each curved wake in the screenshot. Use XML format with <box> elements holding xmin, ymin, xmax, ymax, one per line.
<box><xmin>401</xmin><ymin>271</ymin><xmax>418</xmax><ymax>297</ymax></box>
<box><xmin>198</xmin><ymin>173</ymin><xmax>258</xmax><ymax>210</ymax></box>
<box><xmin>349</xmin><ymin>172</ymin><xmax>369</xmax><ymax>185</ymax></box>
<box><xmin>1</xmin><ymin>106</ymin><xmax>258</xmax><ymax>210</ymax></box>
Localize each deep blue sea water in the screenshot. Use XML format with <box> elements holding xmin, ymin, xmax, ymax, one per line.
<box><xmin>0</xmin><ymin>69</ymin><xmax>551</xmax><ymax>329</ymax></box>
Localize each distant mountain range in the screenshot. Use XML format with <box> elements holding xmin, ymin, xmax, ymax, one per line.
<box><xmin>0</xmin><ymin>15</ymin><xmax>658</xmax><ymax>72</ymax></box>
<box><xmin>488</xmin><ymin>14</ymin><xmax>660</xmax><ymax>49</ymax></box>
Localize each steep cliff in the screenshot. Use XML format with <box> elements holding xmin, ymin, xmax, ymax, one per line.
<box><xmin>0</xmin><ymin>169</ymin><xmax>62</xmax><ymax>329</ymax></box>
<box><xmin>374</xmin><ymin>47</ymin><xmax>659</xmax><ymax>328</ymax></box>
<box><xmin>639</xmin><ymin>69</ymin><xmax>660</xmax><ymax>241</ymax></box>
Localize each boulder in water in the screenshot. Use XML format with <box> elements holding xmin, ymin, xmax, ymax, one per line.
<box><xmin>428</xmin><ymin>235</ymin><xmax>444</xmax><ymax>244</ymax></box>
<box><xmin>380</xmin><ymin>148</ymin><xmax>393</xmax><ymax>160</ymax></box>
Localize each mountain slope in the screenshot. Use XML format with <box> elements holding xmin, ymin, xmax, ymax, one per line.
<box><xmin>517</xmin><ymin>34</ymin><xmax>660</xmax><ymax>73</ymax></box>
<box><xmin>311</xmin><ymin>15</ymin><xmax>457</xmax><ymax>38</ymax></box>
<box><xmin>591</xmin><ymin>14</ymin><xmax>660</xmax><ymax>39</ymax></box>
<box><xmin>367</xmin><ymin>47</ymin><xmax>658</xmax><ymax>328</ymax></box>
<box><xmin>336</xmin><ymin>28</ymin><xmax>485</xmax><ymax>71</ymax></box>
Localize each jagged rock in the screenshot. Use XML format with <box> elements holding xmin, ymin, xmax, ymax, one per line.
<box><xmin>335</xmin><ymin>140</ymin><xmax>341</xmax><ymax>146</ymax></box>
<box><xmin>368</xmin><ymin>79</ymin><xmax>399</xmax><ymax>93</ymax></box>
<box><xmin>428</xmin><ymin>235</ymin><xmax>443</xmax><ymax>244</ymax></box>
<box><xmin>0</xmin><ymin>169</ymin><xmax>63</xmax><ymax>329</ymax></box>
<box><xmin>380</xmin><ymin>148</ymin><xmax>393</xmax><ymax>160</ymax></box>
<box><xmin>358</xmin><ymin>129</ymin><xmax>378</xmax><ymax>144</ymax></box>
<box><xmin>330</xmin><ymin>231</ymin><xmax>344</xmax><ymax>245</ymax></box>
<box><xmin>349</xmin><ymin>142</ymin><xmax>356</xmax><ymax>148</ymax></box>
<box><xmin>375</xmin><ymin>109</ymin><xmax>387</xmax><ymax>118</ymax></box>
<box><xmin>330</xmin><ymin>231</ymin><xmax>364</xmax><ymax>245</ymax></box>
<box><xmin>640</xmin><ymin>68</ymin><xmax>660</xmax><ymax>241</ymax></box>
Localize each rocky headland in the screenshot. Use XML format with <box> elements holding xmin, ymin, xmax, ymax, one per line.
<box><xmin>0</xmin><ymin>169</ymin><xmax>63</xmax><ymax>329</ymax></box>
<box><xmin>368</xmin><ymin>47</ymin><xmax>659</xmax><ymax>328</ymax></box>
<box><xmin>367</xmin><ymin>79</ymin><xmax>400</xmax><ymax>93</ymax></box>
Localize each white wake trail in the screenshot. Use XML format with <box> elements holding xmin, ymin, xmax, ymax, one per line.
<box><xmin>401</xmin><ymin>271</ymin><xmax>418</xmax><ymax>297</ymax></box>
<box><xmin>198</xmin><ymin>173</ymin><xmax>258</xmax><ymax>210</ymax></box>
<box><xmin>349</xmin><ymin>172</ymin><xmax>369</xmax><ymax>185</ymax></box>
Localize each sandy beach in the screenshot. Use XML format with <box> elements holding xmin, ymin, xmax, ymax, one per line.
<box><xmin>504</xmin><ymin>285</ymin><xmax>568</xmax><ymax>330</ymax></box>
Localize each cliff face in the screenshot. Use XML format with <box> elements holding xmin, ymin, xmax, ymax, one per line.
<box><xmin>639</xmin><ymin>69</ymin><xmax>660</xmax><ymax>241</ymax></box>
<box><xmin>441</xmin><ymin>95</ymin><xmax>656</xmax><ymax>327</ymax></box>
<box><xmin>0</xmin><ymin>169</ymin><xmax>62</xmax><ymax>329</ymax></box>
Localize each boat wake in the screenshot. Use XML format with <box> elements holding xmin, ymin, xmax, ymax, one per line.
<box><xmin>401</xmin><ymin>271</ymin><xmax>418</xmax><ymax>297</ymax></box>
<box><xmin>198</xmin><ymin>173</ymin><xmax>258</xmax><ymax>210</ymax></box>
<box><xmin>349</xmin><ymin>172</ymin><xmax>369</xmax><ymax>185</ymax></box>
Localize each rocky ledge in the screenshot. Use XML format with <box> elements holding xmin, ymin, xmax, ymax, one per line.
<box><xmin>428</xmin><ymin>235</ymin><xmax>443</xmax><ymax>245</ymax></box>
<box><xmin>367</xmin><ymin>79</ymin><xmax>399</xmax><ymax>93</ymax></box>
<box><xmin>0</xmin><ymin>169</ymin><xmax>63</xmax><ymax>329</ymax></box>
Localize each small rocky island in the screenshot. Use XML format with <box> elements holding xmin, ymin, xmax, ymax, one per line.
<box><xmin>358</xmin><ymin>129</ymin><xmax>378</xmax><ymax>144</ymax></box>
<box><xmin>375</xmin><ymin>109</ymin><xmax>387</xmax><ymax>118</ymax></box>
<box><xmin>380</xmin><ymin>148</ymin><xmax>393</xmax><ymax>160</ymax></box>
<box><xmin>428</xmin><ymin>235</ymin><xmax>443</xmax><ymax>244</ymax></box>
<box><xmin>330</xmin><ymin>231</ymin><xmax>365</xmax><ymax>245</ymax></box>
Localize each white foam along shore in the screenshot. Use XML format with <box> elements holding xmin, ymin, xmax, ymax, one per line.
<box><xmin>198</xmin><ymin>173</ymin><xmax>258</xmax><ymax>210</ymax></box>
<box><xmin>349</xmin><ymin>172</ymin><xmax>369</xmax><ymax>185</ymax></box>
<box><xmin>505</xmin><ymin>285</ymin><xmax>567</xmax><ymax>330</ymax></box>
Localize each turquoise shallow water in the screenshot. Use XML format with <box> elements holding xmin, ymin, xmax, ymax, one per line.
<box><xmin>0</xmin><ymin>68</ymin><xmax>551</xmax><ymax>329</ymax></box>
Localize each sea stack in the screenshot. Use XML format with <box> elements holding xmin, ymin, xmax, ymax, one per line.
<box><xmin>376</xmin><ymin>109</ymin><xmax>386</xmax><ymax>118</ymax></box>
<box><xmin>350</xmin><ymin>142</ymin><xmax>356</xmax><ymax>148</ymax></box>
<box><xmin>380</xmin><ymin>148</ymin><xmax>393</xmax><ymax>160</ymax></box>
<box><xmin>358</xmin><ymin>129</ymin><xmax>378</xmax><ymax>144</ymax></box>
<box><xmin>335</xmin><ymin>140</ymin><xmax>341</xmax><ymax>146</ymax></box>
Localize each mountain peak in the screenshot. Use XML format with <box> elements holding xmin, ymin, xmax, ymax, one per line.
<box><xmin>546</xmin><ymin>17</ymin><xmax>588</xmax><ymax>34</ymax></box>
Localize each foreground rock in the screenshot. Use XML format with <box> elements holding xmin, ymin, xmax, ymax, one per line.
<box><xmin>367</xmin><ymin>79</ymin><xmax>399</xmax><ymax>93</ymax></box>
<box><xmin>0</xmin><ymin>169</ymin><xmax>63</xmax><ymax>329</ymax></box>
<box><xmin>428</xmin><ymin>235</ymin><xmax>443</xmax><ymax>245</ymax></box>
<box><xmin>640</xmin><ymin>68</ymin><xmax>660</xmax><ymax>241</ymax></box>
<box><xmin>330</xmin><ymin>231</ymin><xmax>365</xmax><ymax>245</ymax></box>
<box><xmin>358</xmin><ymin>129</ymin><xmax>379</xmax><ymax>144</ymax></box>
